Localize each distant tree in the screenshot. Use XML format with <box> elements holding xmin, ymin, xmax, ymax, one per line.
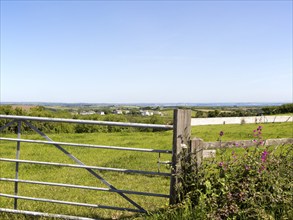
<box><xmin>0</xmin><ymin>105</ymin><xmax>14</xmax><ymax>115</ymax></box>
<box><xmin>279</xmin><ymin>103</ymin><xmax>293</xmax><ymax>114</ymax></box>
<box><xmin>195</xmin><ymin>111</ymin><xmax>204</xmax><ymax>118</ymax></box>
<box><xmin>214</xmin><ymin>110</ymin><xmax>220</xmax><ymax>116</ymax></box>
<box><xmin>262</xmin><ymin>107</ymin><xmax>277</xmax><ymax>115</ymax></box>
<box><xmin>208</xmin><ymin>111</ymin><xmax>216</xmax><ymax>118</ymax></box>
<box><xmin>14</xmin><ymin>107</ymin><xmax>25</xmax><ymax>115</ymax></box>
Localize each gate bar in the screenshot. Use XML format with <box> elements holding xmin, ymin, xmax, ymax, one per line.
<box><xmin>0</xmin><ymin>137</ymin><xmax>172</xmax><ymax>154</ymax></box>
<box><xmin>0</xmin><ymin>193</ymin><xmax>146</xmax><ymax>213</ymax></box>
<box><xmin>0</xmin><ymin>208</ymin><xmax>98</xmax><ymax>220</ymax></box>
<box><xmin>0</xmin><ymin>158</ymin><xmax>171</xmax><ymax>176</ymax></box>
<box><xmin>0</xmin><ymin>115</ymin><xmax>173</xmax><ymax>129</ymax></box>
<box><xmin>0</xmin><ymin>119</ymin><xmax>17</xmax><ymax>132</ymax></box>
<box><xmin>0</xmin><ymin>178</ymin><xmax>170</xmax><ymax>198</ymax></box>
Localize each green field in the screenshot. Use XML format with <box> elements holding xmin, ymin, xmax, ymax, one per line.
<box><xmin>191</xmin><ymin>122</ymin><xmax>293</xmax><ymax>141</ymax></box>
<box><xmin>0</xmin><ymin>122</ymin><xmax>292</xmax><ymax>219</ymax></box>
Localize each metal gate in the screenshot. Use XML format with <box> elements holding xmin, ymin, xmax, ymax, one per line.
<box><xmin>0</xmin><ymin>114</ymin><xmax>175</xmax><ymax>219</ymax></box>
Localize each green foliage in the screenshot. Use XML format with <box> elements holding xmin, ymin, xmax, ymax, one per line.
<box><xmin>157</xmin><ymin>127</ymin><xmax>293</xmax><ymax>220</ymax></box>
<box><xmin>278</xmin><ymin>103</ymin><xmax>293</xmax><ymax>113</ymax></box>
<box><xmin>262</xmin><ymin>103</ymin><xmax>293</xmax><ymax>115</ymax></box>
<box><xmin>193</xmin><ymin>109</ymin><xmax>260</xmax><ymax>118</ymax></box>
<box><xmin>1</xmin><ymin>121</ymin><xmax>293</xmax><ymax>219</ymax></box>
<box><xmin>0</xmin><ymin>105</ymin><xmax>173</xmax><ymax>134</ymax></box>
<box><xmin>193</xmin><ymin>103</ymin><xmax>293</xmax><ymax>118</ymax></box>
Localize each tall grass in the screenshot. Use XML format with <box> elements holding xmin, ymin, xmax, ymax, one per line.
<box><xmin>0</xmin><ymin>122</ymin><xmax>292</xmax><ymax>219</ymax></box>
<box><xmin>0</xmin><ymin>131</ymin><xmax>172</xmax><ymax>219</ymax></box>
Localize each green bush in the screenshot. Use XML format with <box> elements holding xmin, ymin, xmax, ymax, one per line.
<box><xmin>262</xmin><ymin>103</ymin><xmax>293</xmax><ymax>115</ymax></box>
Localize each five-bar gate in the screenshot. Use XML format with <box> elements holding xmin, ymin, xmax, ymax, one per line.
<box><xmin>0</xmin><ymin>110</ymin><xmax>191</xmax><ymax>219</ymax></box>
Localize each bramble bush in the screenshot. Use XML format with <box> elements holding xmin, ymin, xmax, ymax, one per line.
<box><xmin>148</xmin><ymin>126</ymin><xmax>293</xmax><ymax>220</ymax></box>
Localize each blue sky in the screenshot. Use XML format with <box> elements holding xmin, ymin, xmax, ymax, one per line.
<box><xmin>0</xmin><ymin>0</ymin><xmax>292</xmax><ymax>103</ymax></box>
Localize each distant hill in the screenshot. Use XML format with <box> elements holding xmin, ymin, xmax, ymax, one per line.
<box><xmin>0</xmin><ymin>102</ymin><xmax>288</xmax><ymax>108</ymax></box>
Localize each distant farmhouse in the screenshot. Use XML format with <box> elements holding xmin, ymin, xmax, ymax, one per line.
<box><xmin>79</xmin><ymin>109</ymin><xmax>164</xmax><ymax>117</ymax></box>
<box><xmin>113</xmin><ymin>109</ymin><xmax>123</xmax><ymax>115</ymax></box>
<box><xmin>140</xmin><ymin>110</ymin><xmax>153</xmax><ymax>116</ymax></box>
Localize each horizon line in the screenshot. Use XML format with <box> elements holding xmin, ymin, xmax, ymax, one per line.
<box><xmin>0</xmin><ymin>101</ymin><xmax>290</xmax><ymax>106</ymax></box>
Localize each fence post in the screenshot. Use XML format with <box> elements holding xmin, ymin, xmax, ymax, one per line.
<box><xmin>169</xmin><ymin>109</ymin><xmax>191</xmax><ymax>205</ymax></box>
<box><xmin>189</xmin><ymin>138</ymin><xmax>204</xmax><ymax>170</ymax></box>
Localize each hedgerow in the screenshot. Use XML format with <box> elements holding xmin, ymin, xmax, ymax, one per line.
<box><xmin>145</xmin><ymin>126</ymin><xmax>293</xmax><ymax>220</ymax></box>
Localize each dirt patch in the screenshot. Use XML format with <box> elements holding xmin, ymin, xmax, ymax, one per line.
<box><xmin>11</xmin><ymin>105</ymin><xmax>35</xmax><ymax>110</ymax></box>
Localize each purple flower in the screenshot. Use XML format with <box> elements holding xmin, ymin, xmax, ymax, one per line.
<box><xmin>257</xmin><ymin>126</ymin><xmax>262</xmax><ymax>131</ymax></box>
<box><xmin>219</xmin><ymin>162</ymin><xmax>224</xmax><ymax>167</ymax></box>
<box><xmin>219</xmin><ymin>131</ymin><xmax>224</xmax><ymax>136</ymax></box>
<box><xmin>261</xmin><ymin>150</ymin><xmax>268</xmax><ymax>162</ymax></box>
<box><xmin>231</xmin><ymin>151</ymin><xmax>237</xmax><ymax>159</ymax></box>
<box><xmin>253</xmin><ymin>130</ymin><xmax>256</xmax><ymax>133</ymax></box>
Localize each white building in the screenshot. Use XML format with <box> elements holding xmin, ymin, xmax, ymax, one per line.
<box><xmin>141</xmin><ymin>110</ymin><xmax>153</xmax><ymax>116</ymax></box>
<box><xmin>80</xmin><ymin>111</ymin><xmax>96</xmax><ymax>115</ymax></box>
<box><xmin>97</xmin><ymin>111</ymin><xmax>105</xmax><ymax>115</ymax></box>
<box><xmin>113</xmin><ymin>110</ymin><xmax>123</xmax><ymax>115</ymax></box>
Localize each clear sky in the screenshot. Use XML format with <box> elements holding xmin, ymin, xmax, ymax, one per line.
<box><xmin>0</xmin><ymin>0</ymin><xmax>292</xmax><ymax>103</ymax></box>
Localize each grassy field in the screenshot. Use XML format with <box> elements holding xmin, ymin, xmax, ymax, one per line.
<box><xmin>191</xmin><ymin>122</ymin><xmax>293</xmax><ymax>141</ymax></box>
<box><xmin>0</xmin><ymin>122</ymin><xmax>292</xmax><ymax>219</ymax></box>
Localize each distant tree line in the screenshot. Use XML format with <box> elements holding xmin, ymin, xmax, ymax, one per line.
<box><xmin>261</xmin><ymin>103</ymin><xmax>293</xmax><ymax>115</ymax></box>
<box><xmin>0</xmin><ymin>104</ymin><xmax>291</xmax><ymax>134</ymax></box>
<box><xmin>0</xmin><ymin>105</ymin><xmax>171</xmax><ymax>134</ymax></box>
<box><xmin>193</xmin><ymin>103</ymin><xmax>293</xmax><ymax>118</ymax></box>
<box><xmin>194</xmin><ymin>109</ymin><xmax>261</xmax><ymax>118</ymax></box>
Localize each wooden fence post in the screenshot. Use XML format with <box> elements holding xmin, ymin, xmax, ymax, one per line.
<box><xmin>169</xmin><ymin>109</ymin><xmax>191</xmax><ymax>205</ymax></box>
<box><xmin>189</xmin><ymin>138</ymin><xmax>204</xmax><ymax>170</ymax></box>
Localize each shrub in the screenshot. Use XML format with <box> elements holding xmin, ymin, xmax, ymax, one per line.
<box><xmin>167</xmin><ymin>126</ymin><xmax>293</xmax><ymax>219</ymax></box>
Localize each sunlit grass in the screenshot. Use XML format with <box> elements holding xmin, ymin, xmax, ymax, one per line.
<box><xmin>191</xmin><ymin>122</ymin><xmax>293</xmax><ymax>141</ymax></box>
<box><xmin>0</xmin><ymin>131</ymin><xmax>172</xmax><ymax>219</ymax></box>
<box><xmin>0</xmin><ymin>122</ymin><xmax>292</xmax><ymax>219</ymax></box>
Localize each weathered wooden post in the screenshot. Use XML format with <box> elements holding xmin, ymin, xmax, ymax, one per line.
<box><xmin>169</xmin><ymin>109</ymin><xmax>191</xmax><ymax>205</ymax></box>
<box><xmin>189</xmin><ymin>138</ymin><xmax>204</xmax><ymax>171</ymax></box>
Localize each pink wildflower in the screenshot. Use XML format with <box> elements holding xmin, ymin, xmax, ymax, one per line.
<box><xmin>261</xmin><ymin>150</ymin><xmax>268</xmax><ymax>162</ymax></box>
<box><xmin>257</xmin><ymin>126</ymin><xmax>262</xmax><ymax>131</ymax></box>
